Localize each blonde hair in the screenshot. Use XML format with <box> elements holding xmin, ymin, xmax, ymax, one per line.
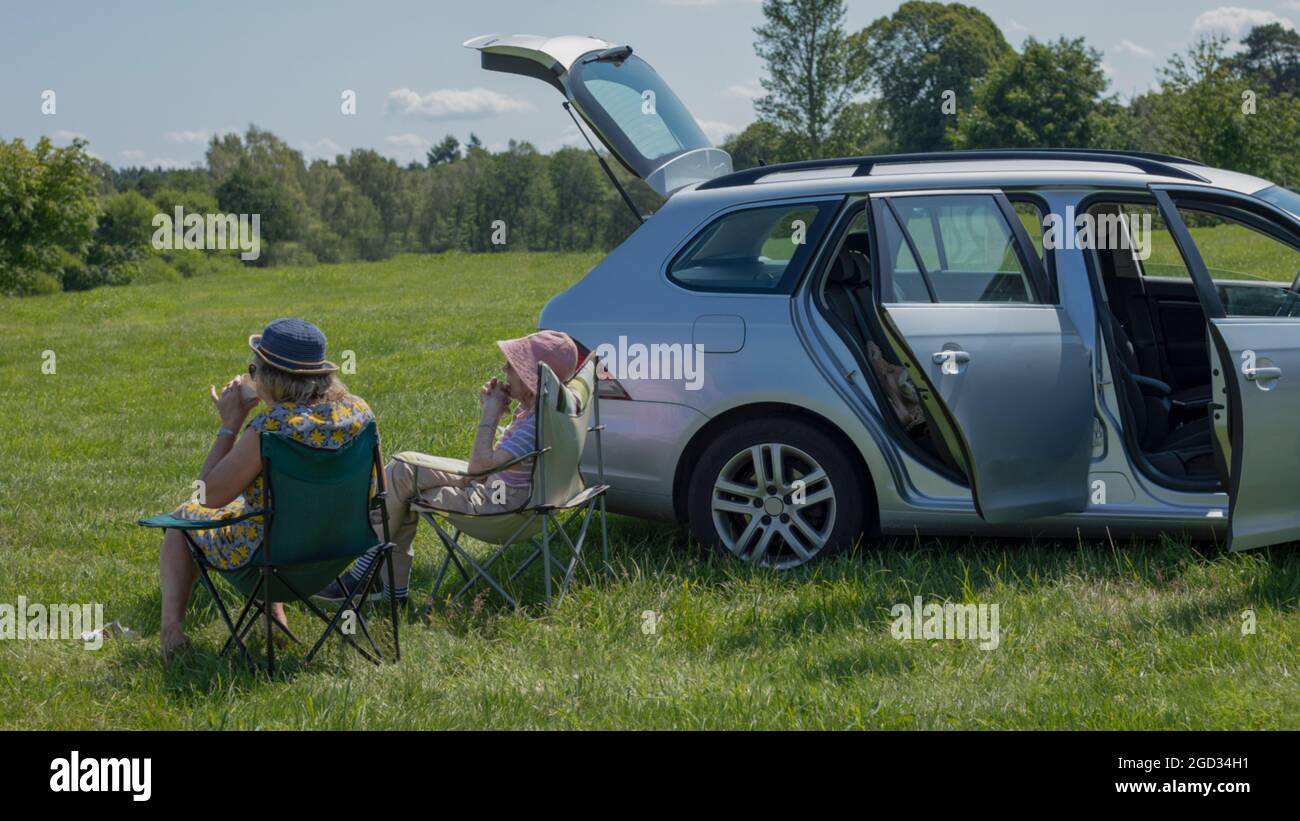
<box><xmin>251</xmin><ymin>353</ymin><xmax>349</xmax><ymax>405</ymax></box>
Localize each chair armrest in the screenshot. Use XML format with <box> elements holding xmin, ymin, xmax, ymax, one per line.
<box><xmin>137</xmin><ymin>510</ymin><xmax>265</xmax><ymax>531</ymax></box>
<box><xmin>1131</xmin><ymin>373</ymin><xmax>1172</xmax><ymax>398</ymax></box>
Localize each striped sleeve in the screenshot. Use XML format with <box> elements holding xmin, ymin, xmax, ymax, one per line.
<box><xmin>498</xmin><ymin>415</ymin><xmax>536</xmax><ymax>458</ymax></box>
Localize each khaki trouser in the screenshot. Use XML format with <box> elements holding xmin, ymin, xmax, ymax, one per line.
<box><xmin>371</xmin><ymin>451</ymin><xmax>531</xmax><ymax>591</ymax></box>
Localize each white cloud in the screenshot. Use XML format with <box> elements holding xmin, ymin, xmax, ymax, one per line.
<box><xmin>725</xmin><ymin>82</ymin><xmax>764</xmax><ymax>100</ymax></box>
<box><xmin>1100</xmin><ymin>62</ymin><xmax>1116</xmax><ymax>76</ymax></box>
<box><xmin>1114</xmin><ymin>39</ymin><xmax>1154</xmax><ymax>57</ymax></box>
<box><xmin>386</xmin><ymin>87</ymin><xmax>533</xmax><ymax>120</ymax></box>
<box><xmin>696</xmin><ymin>119</ymin><xmax>739</xmax><ymax>144</ymax></box>
<box><xmin>1191</xmin><ymin>7</ymin><xmax>1294</xmax><ymax>37</ymax></box>
<box><xmin>49</xmin><ymin>129</ymin><xmax>87</xmax><ymax>144</ymax></box>
<box><xmin>165</xmin><ymin>129</ymin><xmax>211</xmax><ymax>144</ymax></box>
<box><xmin>1004</xmin><ymin>18</ymin><xmax>1029</xmax><ymax>34</ymax></box>
<box><xmin>300</xmin><ymin>137</ymin><xmax>342</xmax><ymax>159</ymax></box>
<box><xmin>385</xmin><ymin>133</ymin><xmax>431</xmax><ymax>149</ymax></box>
<box><xmin>539</xmin><ymin>125</ymin><xmax>585</xmax><ymax>153</ymax></box>
<box><xmin>116</xmin><ymin>152</ymin><xmax>188</xmax><ymax>169</ymax></box>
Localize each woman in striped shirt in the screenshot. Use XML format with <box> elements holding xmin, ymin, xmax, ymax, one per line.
<box><xmin>316</xmin><ymin>330</ymin><xmax>580</xmax><ymax>605</ymax></box>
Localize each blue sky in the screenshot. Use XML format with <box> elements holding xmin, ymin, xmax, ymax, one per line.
<box><xmin>2</xmin><ymin>0</ymin><xmax>1298</xmax><ymax>168</ymax></box>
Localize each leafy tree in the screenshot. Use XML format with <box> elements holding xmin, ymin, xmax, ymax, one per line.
<box><xmin>824</xmin><ymin>100</ymin><xmax>892</xmax><ymax>157</ymax></box>
<box><xmin>949</xmin><ymin>37</ymin><xmax>1112</xmax><ymax>149</ymax></box>
<box><xmin>753</xmin><ymin>0</ymin><xmax>861</xmax><ymax>158</ymax></box>
<box><xmin>856</xmin><ymin>1</ymin><xmax>1010</xmax><ymax>152</ymax></box>
<box><xmin>151</xmin><ymin>187</ymin><xmax>219</xmax><ymax>216</ymax></box>
<box><xmin>722</xmin><ymin>121</ymin><xmax>796</xmax><ymax>169</ymax></box>
<box><xmin>89</xmin><ymin>190</ymin><xmax>156</xmax><ymax>259</ymax></box>
<box><xmin>0</xmin><ymin>137</ymin><xmax>99</xmax><ymax>295</ymax></box>
<box><xmin>302</xmin><ymin>161</ymin><xmax>383</xmax><ymax>261</ymax></box>
<box><xmin>215</xmin><ymin>162</ymin><xmax>303</xmax><ymax>255</ymax></box>
<box><xmin>427</xmin><ymin>134</ymin><xmax>461</xmax><ymax>166</ymax></box>
<box><xmin>337</xmin><ymin>148</ymin><xmax>403</xmax><ymax>246</ymax></box>
<box><xmin>1232</xmin><ymin>23</ymin><xmax>1300</xmax><ymax>97</ymax></box>
<box><xmin>1137</xmin><ymin>36</ymin><xmax>1300</xmax><ymax>185</ymax></box>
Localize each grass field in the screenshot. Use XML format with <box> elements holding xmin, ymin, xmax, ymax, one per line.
<box><xmin>1</xmin><ymin>252</ymin><xmax>1297</xmax><ymax>729</ymax></box>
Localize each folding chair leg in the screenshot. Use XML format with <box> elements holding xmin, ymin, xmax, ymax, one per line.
<box><xmin>384</xmin><ymin>543</ymin><xmax>401</xmax><ymax>661</ymax></box>
<box><xmin>428</xmin><ymin>516</ymin><xmax>521</xmax><ymax>610</ymax></box>
<box><xmin>193</xmin><ymin>554</ymin><xmax>257</xmax><ymax>673</ymax></box>
<box><xmin>554</xmin><ymin>501</ymin><xmax>594</xmax><ymax>596</ymax></box>
<box><xmin>221</xmin><ymin>591</ymin><xmax>262</xmax><ymax>657</ymax></box>
<box><xmin>600</xmin><ymin>495</ymin><xmax>610</xmax><ymax>578</ymax></box>
<box><xmin>541</xmin><ymin>516</ymin><xmax>553</xmax><ymax>602</ymax></box>
<box><xmin>507</xmin><ymin>538</ymin><xmax>545</xmax><ymax>583</ymax></box>
<box><xmin>288</xmin><ymin>561</ymin><xmax>382</xmax><ymax>667</ymax></box>
<box><xmin>263</xmin><ymin>567</ymin><xmax>275</xmax><ymax>677</ymax></box>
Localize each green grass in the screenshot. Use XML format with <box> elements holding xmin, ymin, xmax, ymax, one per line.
<box><xmin>1</xmin><ymin>252</ymin><xmax>1297</xmax><ymax>729</ymax></box>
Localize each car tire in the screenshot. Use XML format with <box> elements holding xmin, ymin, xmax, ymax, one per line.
<box><xmin>686</xmin><ymin>417</ymin><xmax>867</xmax><ymax>569</ymax></box>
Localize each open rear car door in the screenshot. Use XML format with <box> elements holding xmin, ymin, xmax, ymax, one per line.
<box><xmin>464</xmin><ymin>34</ymin><xmax>732</xmax><ymax>197</ymax></box>
<box><xmin>867</xmin><ymin>191</ymin><xmax>1096</xmax><ymax>523</ymax></box>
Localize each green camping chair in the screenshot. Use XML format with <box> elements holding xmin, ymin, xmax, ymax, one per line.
<box><xmin>138</xmin><ymin>420</ymin><xmax>400</xmax><ymax>675</ymax></box>
<box><xmin>408</xmin><ymin>355</ymin><xmax>609</xmax><ymax>610</ymax></box>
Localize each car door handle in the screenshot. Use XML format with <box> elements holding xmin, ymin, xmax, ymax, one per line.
<box><xmin>1244</xmin><ymin>366</ymin><xmax>1282</xmax><ymax>382</ymax></box>
<box><xmin>932</xmin><ymin>350</ymin><xmax>971</xmax><ymax>365</ymax></box>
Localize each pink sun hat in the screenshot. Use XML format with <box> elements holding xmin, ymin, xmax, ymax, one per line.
<box><xmin>497</xmin><ymin>330</ymin><xmax>579</xmax><ymax>398</ymax></box>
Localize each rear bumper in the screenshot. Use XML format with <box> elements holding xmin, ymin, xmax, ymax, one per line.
<box><xmin>580</xmin><ymin>398</ymin><xmax>707</xmax><ymax>522</ymax></box>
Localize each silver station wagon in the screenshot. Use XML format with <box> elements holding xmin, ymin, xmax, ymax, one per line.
<box><xmin>468</xmin><ymin>33</ymin><xmax>1300</xmax><ymax>568</ymax></box>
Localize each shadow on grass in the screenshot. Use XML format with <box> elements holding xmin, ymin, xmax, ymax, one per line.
<box><xmin>117</xmin><ymin>511</ymin><xmax>1299</xmax><ymax>693</ymax></box>
<box><xmin>115</xmin><ymin>580</ymin><xmax>404</xmax><ymax>701</ymax></box>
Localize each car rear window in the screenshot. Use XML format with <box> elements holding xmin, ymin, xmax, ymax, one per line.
<box><xmin>668</xmin><ymin>201</ymin><xmax>837</xmax><ymax>292</ymax></box>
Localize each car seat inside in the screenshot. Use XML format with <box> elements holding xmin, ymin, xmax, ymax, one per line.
<box><xmin>1087</xmin><ymin>202</ymin><xmax>1220</xmax><ymax>486</ymax></box>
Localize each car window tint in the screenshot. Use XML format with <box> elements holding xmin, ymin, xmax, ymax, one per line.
<box><xmin>669</xmin><ymin>202</ymin><xmax>830</xmax><ymax>291</ymax></box>
<box><xmin>1013</xmin><ymin>201</ymin><xmax>1046</xmax><ymax>261</ymax></box>
<box><xmin>572</xmin><ymin>55</ymin><xmax>712</xmax><ymax>170</ymax></box>
<box><xmin>1178</xmin><ymin>206</ymin><xmax>1300</xmax><ymax>317</ymax></box>
<box><xmin>881</xmin><ymin>194</ymin><xmax>1036</xmax><ymax>303</ymax></box>
<box><xmin>881</xmin><ymin>206</ymin><xmax>930</xmax><ymax>301</ymax></box>
<box><xmin>1091</xmin><ymin>203</ymin><xmax>1191</xmax><ymax>280</ymax></box>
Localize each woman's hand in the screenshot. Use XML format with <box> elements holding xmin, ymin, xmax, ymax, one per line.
<box><xmin>479</xmin><ymin>377</ymin><xmax>510</xmax><ymax>421</ymax></box>
<box><xmin>210</xmin><ymin>377</ymin><xmax>259</xmax><ymax>430</ymax></box>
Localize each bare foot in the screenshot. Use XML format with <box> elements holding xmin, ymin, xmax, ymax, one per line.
<box><xmin>160</xmin><ymin>626</ymin><xmax>191</xmax><ymax>664</ymax></box>
<box><xmin>263</xmin><ymin>606</ymin><xmax>292</xmax><ymax>649</ymax></box>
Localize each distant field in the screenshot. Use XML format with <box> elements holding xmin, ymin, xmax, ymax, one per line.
<box><xmin>0</xmin><ymin>251</ymin><xmax>1296</xmax><ymax>729</ymax></box>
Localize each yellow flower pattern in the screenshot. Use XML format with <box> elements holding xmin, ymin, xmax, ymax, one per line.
<box><xmin>177</xmin><ymin>396</ymin><xmax>374</xmax><ymax>570</ymax></box>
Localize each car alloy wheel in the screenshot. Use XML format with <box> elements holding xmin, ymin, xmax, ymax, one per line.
<box><xmin>710</xmin><ymin>442</ymin><xmax>837</xmax><ymax>569</ymax></box>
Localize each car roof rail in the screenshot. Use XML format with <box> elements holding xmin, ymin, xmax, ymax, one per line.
<box><xmin>695</xmin><ymin>148</ymin><xmax>1209</xmax><ymax>190</ymax></box>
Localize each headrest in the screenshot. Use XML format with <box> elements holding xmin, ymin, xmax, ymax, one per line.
<box><xmin>844</xmin><ymin>231</ymin><xmax>871</xmax><ymax>258</ymax></box>
<box><xmin>827</xmin><ymin>246</ymin><xmax>870</xmax><ymax>285</ymax></box>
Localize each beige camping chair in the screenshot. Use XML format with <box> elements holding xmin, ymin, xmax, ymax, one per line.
<box><xmin>404</xmin><ymin>355</ymin><xmax>609</xmax><ymax>609</ymax></box>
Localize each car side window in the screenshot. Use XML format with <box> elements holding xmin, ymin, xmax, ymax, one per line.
<box><xmin>1177</xmin><ymin>205</ymin><xmax>1300</xmax><ymax>317</ymax></box>
<box><xmin>669</xmin><ymin>201</ymin><xmax>833</xmax><ymax>292</ymax></box>
<box><xmin>878</xmin><ymin>194</ymin><xmax>1039</xmax><ymax>303</ymax></box>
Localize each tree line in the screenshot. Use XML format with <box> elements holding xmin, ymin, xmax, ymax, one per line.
<box><xmin>3</xmin><ymin>0</ymin><xmax>1299</xmax><ymax>297</ymax></box>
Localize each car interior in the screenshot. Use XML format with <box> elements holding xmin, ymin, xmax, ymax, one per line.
<box><xmin>1086</xmin><ymin>201</ymin><xmax>1220</xmax><ymax>486</ymax></box>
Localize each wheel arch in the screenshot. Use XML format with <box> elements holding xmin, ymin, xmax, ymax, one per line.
<box><xmin>670</xmin><ymin>401</ymin><xmax>880</xmax><ymax>534</ymax></box>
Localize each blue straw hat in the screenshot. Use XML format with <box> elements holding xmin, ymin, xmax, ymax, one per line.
<box><xmin>248</xmin><ymin>318</ymin><xmax>338</xmax><ymax>374</ymax></box>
